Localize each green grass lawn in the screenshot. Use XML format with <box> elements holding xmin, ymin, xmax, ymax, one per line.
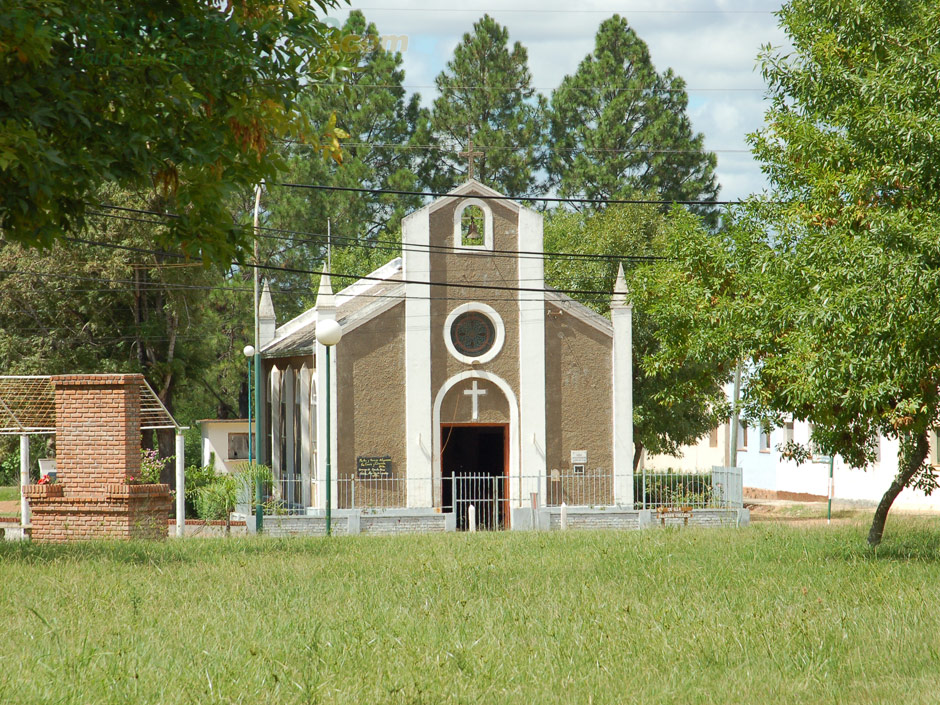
<box><xmin>2</xmin><ymin>521</ymin><xmax>940</xmax><ymax>704</ymax></box>
<box><xmin>0</xmin><ymin>484</ymin><xmax>20</xmax><ymax>503</ymax></box>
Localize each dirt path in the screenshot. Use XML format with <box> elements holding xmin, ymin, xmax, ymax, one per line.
<box><xmin>0</xmin><ymin>500</ymin><xmax>19</xmax><ymax>516</ymax></box>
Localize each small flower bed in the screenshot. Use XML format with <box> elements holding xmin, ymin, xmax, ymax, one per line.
<box><xmin>128</xmin><ymin>448</ymin><xmax>172</xmax><ymax>484</ymax></box>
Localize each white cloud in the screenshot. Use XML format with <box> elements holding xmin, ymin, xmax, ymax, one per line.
<box><xmin>331</xmin><ymin>1</ymin><xmax>790</xmax><ymax>200</ymax></box>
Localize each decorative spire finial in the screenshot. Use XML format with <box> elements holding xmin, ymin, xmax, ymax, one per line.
<box><xmin>612</xmin><ymin>263</ymin><xmax>631</xmax><ymax>308</ymax></box>
<box><xmin>315</xmin><ymin>263</ymin><xmax>336</xmax><ymax>311</ymax></box>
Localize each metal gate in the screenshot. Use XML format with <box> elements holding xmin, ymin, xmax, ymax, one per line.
<box><xmin>444</xmin><ymin>473</ymin><xmax>507</xmax><ymax>530</ymax></box>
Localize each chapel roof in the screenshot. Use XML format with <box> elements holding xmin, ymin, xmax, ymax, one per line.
<box><xmin>261</xmin><ymin>258</ymin><xmax>404</xmax><ymax>358</ymax></box>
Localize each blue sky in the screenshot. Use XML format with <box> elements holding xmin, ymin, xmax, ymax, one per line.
<box><xmin>327</xmin><ymin>1</ymin><xmax>789</xmax><ymax>202</ymax></box>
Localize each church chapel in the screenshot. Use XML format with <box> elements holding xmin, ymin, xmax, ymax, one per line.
<box><xmin>257</xmin><ymin>180</ymin><xmax>634</xmax><ymax>529</ymax></box>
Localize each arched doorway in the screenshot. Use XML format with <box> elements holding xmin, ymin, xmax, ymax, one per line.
<box><xmin>432</xmin><ymin>372</ymin><xmax>518</xmax><ymax>530</ymax></box>
<box><xmin>441</xmin><ymin>423</ymin><xmax>508</xmax><ymax>530</ymax></box>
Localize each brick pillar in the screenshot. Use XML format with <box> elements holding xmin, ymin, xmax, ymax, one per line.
<box><xmin>25</xmin><ymin>374</ymin><xmax>171</xmax><ymax>543</ymax></box>
<box><xmin>51</xmin><ymin>374</ymin><xmax>143</xmax><ymax>495</ymax></box>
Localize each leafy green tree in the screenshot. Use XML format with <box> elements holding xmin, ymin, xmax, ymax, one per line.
<box><xmin>253</xmin><ymin>11</ymin><xmax>421</xmax><ymax>312</ymax></box>
<box><xmin>1</xmin><ymin>0</ymin><xmax>349</xmax><ymax>265</ymax></box>
<box><xmin>268</xmin><ymin>11</ymin><xmax>429</xmax><ymax>237</ymax></box>
<box><xmin>0</xmin><ymin>186</ymin><xmax>239</xmax><ymax>475</ymax></box>
<box><xmin>669</xmin><ymin>0</ymin><xmax>940</xmax><ymax>545</ymax></box>
<box><xmin>544</xmin><ymin>205</ymin><xmax>733</xmax><ymax>470</ymax></box>
<box><xmin>548</xmin><ymin>16</ymin><xmax>719</xmax><ymax>226</ymax></box>
<box><xmin>424</xmin><ymin>14</ymin><xmax>546</xmax><ymax>196</ymax></box>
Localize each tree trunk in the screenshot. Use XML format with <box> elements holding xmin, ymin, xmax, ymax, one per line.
<box><xmin>867</xmin><ymin>429</ymin><xmax>929</xmax><ymax>546</ymax></box>
<box><xmin>632</xmin><ymin>441</ymin><xmax>644</xmax><ymax>473</ymax></box>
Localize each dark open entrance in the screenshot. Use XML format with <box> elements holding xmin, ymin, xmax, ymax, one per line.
<box><xmin>441</xmin><ymin>424</ymin><xmax>507</xmax><ymax>530</ymax></box>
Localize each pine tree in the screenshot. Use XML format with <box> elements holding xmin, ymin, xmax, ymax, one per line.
<box><xmin>424</xmin><ymin>15</ymin><xmax>546</xmax><ymax>196</ymax></box>
<box><xmin>549</xmin><ymin>15</ymin><xmax>719</xmax><ymax>225</ymax></box>
<box><xmin>259</xmin><ymin>10</ymin><xmax>429</xmax><ymax>311</ymax></box>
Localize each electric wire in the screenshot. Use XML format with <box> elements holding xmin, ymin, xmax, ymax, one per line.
<box><xmin>87</xmin><ymin>204</ymin><xmax>670</xmax><ymax>262</ymax></box>
<box><xmin>270</xmin><ymin>181</ymin><xmax>739</xmax><ymax>206</ymax></box>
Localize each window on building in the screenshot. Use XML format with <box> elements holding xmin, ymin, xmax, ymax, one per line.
<box><xmin>784</xmin><ymin>421</ymin><xmax>794</xmax><ymax>445</ymax></box>
<box><xmin>738</xmin><ymin>421</ymin><xmax>748</xmax><ymax>450</ymax></box>
<box><xmin>760</xmin><ymin>424</ymin><xmax>772</xmax><ymax>452</ymax></box>
<box><xmin>294</xmin><ymin>373</ymin><xmax>302</xmax><ymax>487</ymax></box>
<box><xmin>228</xmin><ymin>432</ymin><xmax>250</xmax><ymax>460</ymax></box>
<box><xmin>709</xmin><ymin>425</ymin><xmax>720</xmax><ymax>448</ymax></box>
<box><xmin>279</xmin><ymin>371</ymin><xmax>287</xmax><ymax>478</ymax></box>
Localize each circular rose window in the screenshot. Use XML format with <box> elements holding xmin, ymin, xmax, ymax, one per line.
<box><xmin>450</xmin><ymin>311</ymin><xmax>496</xmax><ymax>357</ymax></box>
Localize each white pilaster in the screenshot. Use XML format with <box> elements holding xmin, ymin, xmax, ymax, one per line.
<box><xmin>315</xmin><ymin>342</ymin><xmax>327</xmax><ymax>510</ymax></box>
<box><xmin>611</xmin><ymin>264</ymin><xmax>634</xmax><ymax>506</ymax></box>
<box><xmin>313</xmin><ymin>268</ymin><xmax>340</xmax><ymax>513</ymax></box>
<box><xmin>518</xmin><ymin>207</ymin><xmax>546</xmax><ymax>507</ymax></box>
<box><xmin>402</xmin><ymin>208</ymin><xmax>433</xmax><ymax>507</ymax></box>
<box><xmin>270</xmin><ymin>365</ymin><xmax>282</xmax><ymax>494</ymax></box>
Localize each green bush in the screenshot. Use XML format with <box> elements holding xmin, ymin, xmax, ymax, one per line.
<box><xmin>193</xmin><ymin>463</ymin><xmax>273</xmax><ymax>530</ymax></box>
<box><xmin>634</xmin><ymin>471</ymin><xmax>714</xmax><ymax>508</ymax></box>
<box><xmin>184</xmin><ymin>464</ymin><xmax>220</xmax><ymax>518</ymax></box>
<box><xmin>0</xmin><ymin>449</ymin><xmax>19</xmax><ymax>486</ymax></box>
<box><xmin>194</xmin><ymin>473</ymin><xmax>239</xmax><ymax>521</ymax></box>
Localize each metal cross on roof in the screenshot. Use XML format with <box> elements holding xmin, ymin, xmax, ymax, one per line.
<box><xmin>459</xmin><ymin>127</ymin><xmax>484</xmax><ymax>180</ymax></box>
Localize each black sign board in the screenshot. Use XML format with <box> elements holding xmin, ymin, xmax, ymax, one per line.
<box><xmin>356</xmin><ymin>455</ymin><xmax>392</xmax><ymax>479</ymax></box>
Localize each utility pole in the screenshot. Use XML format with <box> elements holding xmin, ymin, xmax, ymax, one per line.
<box><xmin>253</xmin><ymin>181</ymin><xmax>264</xmax><ymax>533</ymax></box>
<box><xmin>729</xmin><ymin>363</ymin><xmax>742</xmax><ymax>467</ymax></box>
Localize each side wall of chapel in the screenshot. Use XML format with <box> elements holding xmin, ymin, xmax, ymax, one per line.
<box><xmin>336</xmin><ymin>301</ymin><xmax>407</xmax><ymax>481</ymax></box>
<box><xmin>544</xmin><ymin>302</ymin><xmax>614</xmax><ymax>497</ymax></box>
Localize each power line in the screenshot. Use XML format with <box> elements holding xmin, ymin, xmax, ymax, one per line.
<box><xmin>346</xmin><ymin>7</ymin><xmax>774</xmax><ymax>14</ymax></box>
<box><xmin>277</xmin><ymin>138</ymin><xmax>749</xmax><ymax>155</ymax></box>
<box><xmin>270</xmin><ymin>182</ymin><xmax>736</xmax><ymax>206</ymax></box>
<box><xmin>60</xmin><ymin>235</ymin><xmax>625</xmax><ymax>297</ymax></box>
<box><xmin>314</xmin><ymin>82</ymin><xmax>766</xmax><ymax>93</ymax></box>
<box><xmin>88</xmin><ymin>204</ymin><xmax>669</xmax><ymax>262</ymax></box>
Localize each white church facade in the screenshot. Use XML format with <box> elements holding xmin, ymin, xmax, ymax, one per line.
<box><xmin>254</xmin><ymin>181</ymin><xmax>636</xmax><ymax>530</ymax></box>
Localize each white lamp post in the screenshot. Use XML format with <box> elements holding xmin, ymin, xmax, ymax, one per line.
<box><xmin>315</xmin><ymin>318</ymin><xmax>342</xmax><ymax>535</ymax></box>
<box><xmin>243</xmin><ymin>345</ymin><xmax>255</xmax><ymax>462</ymax></box>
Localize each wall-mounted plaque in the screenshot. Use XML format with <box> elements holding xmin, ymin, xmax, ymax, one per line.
<box><xmin>570</xmin><ymin>450</ymin><xmax>587</xmax><ymax>464</ymax></box>
<box><xmin>356</xmin><ymin>455</ymin><xmax>392</xmax><ymax>479</ymax></box>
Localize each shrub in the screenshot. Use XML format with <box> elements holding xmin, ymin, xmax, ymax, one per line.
<box><xmin>138</xmin><ymin>448</ymin><xmax>169</xmax><ymax>484</ymax></box>
<box><xmin>0</xmin><ymin>449</ymin><xmax>19</xmax><ymax>486</ymax></box>
<box><xmin>183</xmin><ymin>464</ymin><xmax>219</xmax><ymax>518</ymax></box>
<box><xmin>634</xmin><ymin>470</ymin><xmax>714</xmax><ymax>509</ymax></box>
<box><xmin>194</xmin><ymin>463</ymin><xmax>273</xmax><ymax>533</ymax></box>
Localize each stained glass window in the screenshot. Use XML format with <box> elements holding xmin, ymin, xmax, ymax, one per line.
<box><xmin>450</xmin><ymin>311</ymin><xmax>496</xmax><ymax>357</ymax></box>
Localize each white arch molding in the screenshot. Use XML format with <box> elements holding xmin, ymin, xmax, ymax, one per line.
<box><xmin>452</xmin><ymin>197</ymin><xmax>494</xmax><ymax>251</ymax></box>
<box><xmin>443</xmin><ymin>302</ymin><xmax>505</xmax><ymax>365</ymax></box>
<box><xmin>431</xmin><ymin>371</ymin><xmax>521</xmax><ymax>516</ymax></box>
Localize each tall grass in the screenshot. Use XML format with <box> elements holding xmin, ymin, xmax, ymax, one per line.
<box><xmin>1</xmin><ymin>520</ymin><xmax>939</xmax><ymax>704</ymax></box>
<box><xmin>0</xmin><ymin>484</ymin><xmax>19</xmax><ymax>503</ymax></box>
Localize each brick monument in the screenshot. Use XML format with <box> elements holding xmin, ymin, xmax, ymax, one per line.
<box><xmin>23</xmin><ymin>375</ymin><xmax>172</xmax><ymax>542</ymax></box>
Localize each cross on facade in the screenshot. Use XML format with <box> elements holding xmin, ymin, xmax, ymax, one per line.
<box><xmin>459</xmin><ymin>128</ymin><xmax>483</xmax><ymax>180</ymax></box>
<box><xmin>463</xmin><ymin>380</ymin><xmax>487</xmax><ymax>421</ymax></box>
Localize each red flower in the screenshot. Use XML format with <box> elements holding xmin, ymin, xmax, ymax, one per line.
<box><xmin>37</xmin><ymin>474</ymin><xmax>51</xmax><ymax>485</ymax></box>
